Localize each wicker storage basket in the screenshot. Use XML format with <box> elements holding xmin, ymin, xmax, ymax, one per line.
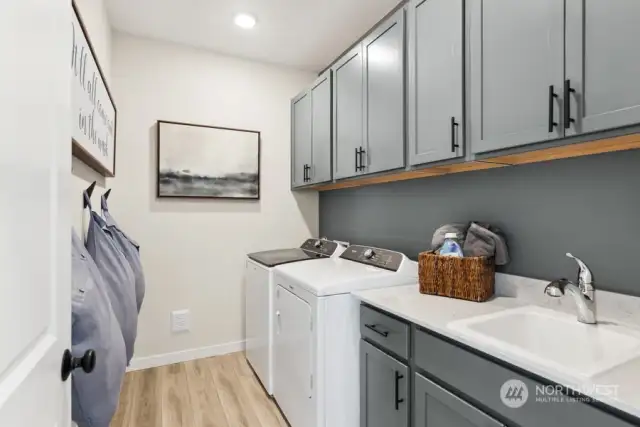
<box><xmin>418</xmin><ymin>251</ymin><xmax>495</xmax><ymax>302</ymax></box>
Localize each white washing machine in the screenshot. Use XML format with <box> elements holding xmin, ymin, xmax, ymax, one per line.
<box><xmin>272</xmin><ymin>245</ymin><xmax>418</xmax><ymax>427</ymax></box>
<box><xmin>245</xmin><ymin>239</ymin><xmax>345</xmax><ymax>395</ymax></box>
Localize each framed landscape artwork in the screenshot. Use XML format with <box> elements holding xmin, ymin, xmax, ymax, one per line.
<box><xmin>157</xmin><ymin>121</ymin><xmax>260</xmax><ymax>199</ymax></box>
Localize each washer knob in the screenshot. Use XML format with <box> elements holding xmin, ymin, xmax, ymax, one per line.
<box><xmin>364</xmin><ymin>249</ymin><xmax>375</xmax><ymax>259</ymax></box>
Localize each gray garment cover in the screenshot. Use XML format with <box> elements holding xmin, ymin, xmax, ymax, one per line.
<box><xmin>72</xmin><ymin>231</ymin><xmax>126</xmax><ymax>427</ymax></box>
<box><xmin>85</xmin><ymin>203</ymin><xmax>137</xmax><ymax>363</ymax></box>
<box><xmin>463</xmin><ymin>222</ymin><xmax>510</xmax><ymax>265</ymax></box>
<box><xmin>101</xmin><ymin>195</ymin><xmax>145</xmax><ymax>312</ymax></box>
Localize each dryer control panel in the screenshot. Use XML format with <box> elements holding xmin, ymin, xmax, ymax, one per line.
<box><xmin>300</xmin><ymin>239</ymin><xmax>339</xmax><ymax>257</ymax></box>
<box><xmin>340</xmin><ymin>245</ymin><xmax>404</xmax><ymax>271</ymax></box>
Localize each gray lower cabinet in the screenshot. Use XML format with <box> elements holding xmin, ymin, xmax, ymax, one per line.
<box><xmin>414</xmin><ymin>329</ymin><xmax>637</xmax><ymax>427</ymax></box>
<box><xmin>291</xmin><ymin>91</ymin><xmax>312</xmax><ymax>188</ymax></box>
<box><xmin>408</xmin><ymin>0</ymin><xmax>464</xmax><ymax>166</ymax></box>
<box><xmin>414</xmin><ymin>373</ymin><xmax>503</xmax><ymax>427</ymax></box>
<box><xmin>565</xmin><ymin>0</ymin><xmax>640</xmax><ymax>136</ymax></box>
<box><xmin>362</xmin><ymin>8</ymin><xmax>406</xmax><ymax>174</ymax></box>
<box><xmin>359</xmin><ymin>304</ymin><xmax>638</xmax><ymax>427</ymax></box>
<box><xmin>469</xmin><ymin>0</ymin><xmax>565</xmax><ymax>154</ymax></box>
<box><xmin>360</xmin><ymin>340</ymin><xmax>409</xmax><ymax>427</ymax></box>
<box><xmin>309</xmin><ymin>72</ymin><xmax>332</xmax><ymax>184</ymax></box>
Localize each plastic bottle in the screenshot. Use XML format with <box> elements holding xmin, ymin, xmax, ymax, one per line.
<box><xmin>439</xmin><ymin>233</ymin><xmax>464</xmax><ymax>257</ymax></box>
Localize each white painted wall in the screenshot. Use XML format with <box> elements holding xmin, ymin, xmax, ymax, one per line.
<box><xmin>109</xmin><ymin>33</ymin><xmax>318</xmax><ymax>362</ymax></box>
<box><xmin>72</xmin><ymin>0</ymin><xmax>113</xmax><ymax>233</ymax></box>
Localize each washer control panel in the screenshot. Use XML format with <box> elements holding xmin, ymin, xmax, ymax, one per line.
<box><xmin>300</xmin><ymin>239</ymin><xmax>339</xmax><ymax>256</ymax></box>
<box><xmin>340</xmin><ymin>245</ymin><xmax>403</xmax><ymax>271</ymax></box>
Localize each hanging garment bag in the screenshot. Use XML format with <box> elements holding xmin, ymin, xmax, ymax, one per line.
<box><xmin>85</xmin><ymin>192</ymin><xmax>137</xmax><ymax>364</ymax></box>
<box><xmin>72</xmin><ymin>231</ymin><xmax>127</xmax><ymax>427</ymax></box>
<box><xmin>101</xmin><ymin>193</ymin><xmax>146</xmax><ymax>312</ymax></box>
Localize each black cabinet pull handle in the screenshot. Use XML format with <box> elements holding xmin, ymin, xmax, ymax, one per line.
<box><xmin>303</xmin><ymin>164</ymin><xmax>307</xmax><ymax>182</ymax></box>
<box><xmin>364</xmin><ymin>323</ymin><xmax>389</xmax><ymax>337</ymax></box>
<box><xmin>355</xmin><ymin>148</ymin><xmax>359</xmax><ymax>172</ymax></box>
<box><xmin>548</xmin><ymin>85</ymin><xmax>558</xmax><ymax>133</ymax></box>
<box><xmin>451</xmin><ymin>117</ymin><xmax>460</xmax><ymax>152</ymax></box>
<box><xmin>394</xmin><ymin>371</ymin><xmax>405</xmax><ymax>410</ymax></box>
<box><xmin>358</xmin><ymin>148</ymin><xmax>366</xmax><ymax>171</ymax></box>
<box><xmin>564</xmin><ymin>79</ymin><xmax>576</xmax><ymax>129</ymax></box>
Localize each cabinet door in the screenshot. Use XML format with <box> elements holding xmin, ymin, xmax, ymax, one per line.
<box><xmin>360</xmin><ymin>340</ymin><xmax>409</xmax><ymax>427</ymax></box>
<box><xmin>414</xmin><ymin>373</ymin><xmax>503</xmax><ymax>427</ymax></box>
<box><xmin>409</xmin><ymin>0</ymin><xmax>464</xmax><ymax>166</ymax></box>
<box><xmin>566</xmin><ymin>0</ymin><xmax>640</xmax><ymax>136</ymax></box>
<box><xmin>333</xmin><ymin>46</ymin><xmax>364</xmax><ymax>180</ymax></box>
<box><xmin>469</xmin><ymin>0</ymin><xmax>565</xmax><ymax>154</ymax></box>
<box><xmin>291</xmin><ymin>91</ymin><xmax>312</xmax><ymax>187</ymax></box>
<box><xmin>310</xmin><ymin>71</ymin><xmax>332</xmax><ymax>184</ymax></box>
<box><xmin>363</xmin><ymin>9</ymin><xmax>406</xmax><ymax>174</ymax></box>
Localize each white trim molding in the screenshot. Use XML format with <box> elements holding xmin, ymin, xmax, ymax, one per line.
<box><xmin>127</xmin><ymin>340</ymin><xmax>246</xmax><ymax>371</ymax></box>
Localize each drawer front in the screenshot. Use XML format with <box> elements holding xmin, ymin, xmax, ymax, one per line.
<box><xmin>360</xmin><ymin>305</ymin><xmax>409</xmax><ymax>359</ymax></box>
<box><xmin>414</xmin><ymin>329</ymin><xmax>635</xmax><ymax>427</ymax></box>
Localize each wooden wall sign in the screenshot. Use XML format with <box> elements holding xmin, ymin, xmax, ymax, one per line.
<box><xmin>71</xmin><ymin>1</ymin><xmax>117</xmax><ymax>177</ymax></box>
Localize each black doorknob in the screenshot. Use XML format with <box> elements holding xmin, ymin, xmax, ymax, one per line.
<box><xmin>61</xmin><ymin>349</ymin><xmax>97</xmax><ymax>381</ymax></box>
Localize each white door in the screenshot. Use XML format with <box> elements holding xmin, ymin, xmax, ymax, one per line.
<box><xmin>0</xmin><ymin>0</ymin><xmax>71</xmax><ymax>426</ymax></box>
<box><xmin>274</xmin><ymin>285</ymin><xmax>313</xmax><ymax>427</ymax></box>
<box><xmin>244</xmin><ymin>260</ymin><xmax>272</xmax><ymax>393</ymax></box>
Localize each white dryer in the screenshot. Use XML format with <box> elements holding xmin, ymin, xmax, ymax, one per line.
<box><xmin>245</xmin><ymin>239</ymin><xmax>345</xmax><ymax>395</ymax></box>
<box><xmin>272</xmin><ymin>245</ymin><xmax>417</xmax><ymax>427</ymax></box>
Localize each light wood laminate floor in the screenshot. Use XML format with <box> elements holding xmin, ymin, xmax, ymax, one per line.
<box><xmin>110</xmin><ymin>352</ymin><xmax>288</xmax><ymax>427</ymax></box>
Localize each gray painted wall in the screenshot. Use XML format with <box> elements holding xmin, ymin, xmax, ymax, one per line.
<box><xmin>320</xmin><ymin>150</ymin><xmax>640</xmax><ymax>296</ymax></box>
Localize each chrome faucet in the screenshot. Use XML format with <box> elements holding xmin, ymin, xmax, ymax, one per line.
<box><xmin>544</xmin><ymin>253</ymin><xmax>596</xmax><ymax>324</ymax></box>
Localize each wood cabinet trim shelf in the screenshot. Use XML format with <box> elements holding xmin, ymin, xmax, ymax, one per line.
<box><xmin>310</xmin><ymin>132</ymin><xmax>640</xmax><ymax>191</ymax></box>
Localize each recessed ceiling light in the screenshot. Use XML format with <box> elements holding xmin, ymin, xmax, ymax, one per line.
<box><xmin>235</xmin><ymin>13</ymin><xmax>257</xmax><ymax>29</ymax></box>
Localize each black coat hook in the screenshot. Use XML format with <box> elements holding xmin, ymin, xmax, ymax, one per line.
<box><xmin>103</xmin><ymin>189</ymin><xmax>112</xmax><ymax>200</ymax></box>
<box><xmin>83</xmin><ymin>181</ymin><xmax>96</xmax><ymax>209</ymax></box>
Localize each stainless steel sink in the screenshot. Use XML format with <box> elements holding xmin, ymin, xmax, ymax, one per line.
<box><xmin>447</xmin><ymin>305</ymin><xmax>640</xmax><ymax>379</ymax></box>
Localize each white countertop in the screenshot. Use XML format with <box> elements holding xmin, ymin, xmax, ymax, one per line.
<box><xmin>352</xmin><ymin>276</ymin><xmax>640</xmax><ymax>420</ymax></box>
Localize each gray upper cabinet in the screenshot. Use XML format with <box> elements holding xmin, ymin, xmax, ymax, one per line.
<box><xmin>310</xmin><ymin>71</ymin><xmax>333</xmax><ymax>184</ymax></box>
<box><xmin>565</xmin><ymin>0</ymin><xmax>640</xmax><ymax>136</ymax></box>
<box><xmin>409</xmin><ymin>0</ymin><xmax>464</xmax><ymax>166</ymax></box>
<box><xmin>363</xmin><ymin>8</ymin><xmax>406</xmax><ymax>174</ymax></box>
<box><xmin>360</xmin><ymin>340</ymin><xmax>409</xmax><ymax>427</ymax></box>
<box><xmin>291</xmin><ymin>91</ymin><xmax>312</xmax><ymax>188</ymax></box>
<box><xmin>469</xmin><ymin>0</ymin><xmax>565</xmax><ymax>154</ymax></box>
<box><xmin>414</xmin><ymin>373</ymin><xmax>503</xmax><ymax>427</ymax></box>
<box><xmin>333</xmin><ymin>46</ymin><xmax>365</xmax><ymax>180</ymax></box>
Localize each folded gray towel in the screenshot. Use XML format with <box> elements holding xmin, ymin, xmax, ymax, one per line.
<box><xmin>431</xmin><ymin>223</ymin><xmax>469</xmax><ymax>251</ymax></box>
<box><xmin>463</xmin><ymin>222</ymin><xmax>510</xmax><ymax>265</ymax></box>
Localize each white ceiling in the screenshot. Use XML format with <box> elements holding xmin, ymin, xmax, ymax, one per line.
<box><xmin>106</xmin><ymin>0</ymin><xmax>401</xmax><ymax>72</ymax></box>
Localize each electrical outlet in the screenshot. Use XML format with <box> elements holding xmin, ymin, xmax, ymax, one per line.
<box><xmin>171</xmin><ymin>309</ymin><xmax>190</xmax><ymax>333</ymax></box>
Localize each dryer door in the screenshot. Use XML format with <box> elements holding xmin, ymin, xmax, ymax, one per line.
<box><xmin>274</xmin><ymin>285</ymin><xmax>314</xmax><ymax>427</ymax></box>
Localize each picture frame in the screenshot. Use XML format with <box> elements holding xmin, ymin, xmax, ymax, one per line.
<box><xmin>71</xmin><ymin>1</ymin><xmax>118</xmax><ymax>177</ymax></box>
<box><xmin>156</xmin><ymin>120</ymin><xmax>261</xmax><ymax>200</ymax></box>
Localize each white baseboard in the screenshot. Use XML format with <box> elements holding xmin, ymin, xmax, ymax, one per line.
<box><xmin>127</xmin><ymin>340</ymin><xmax>246</xmax><ymax>371</ymax></box>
